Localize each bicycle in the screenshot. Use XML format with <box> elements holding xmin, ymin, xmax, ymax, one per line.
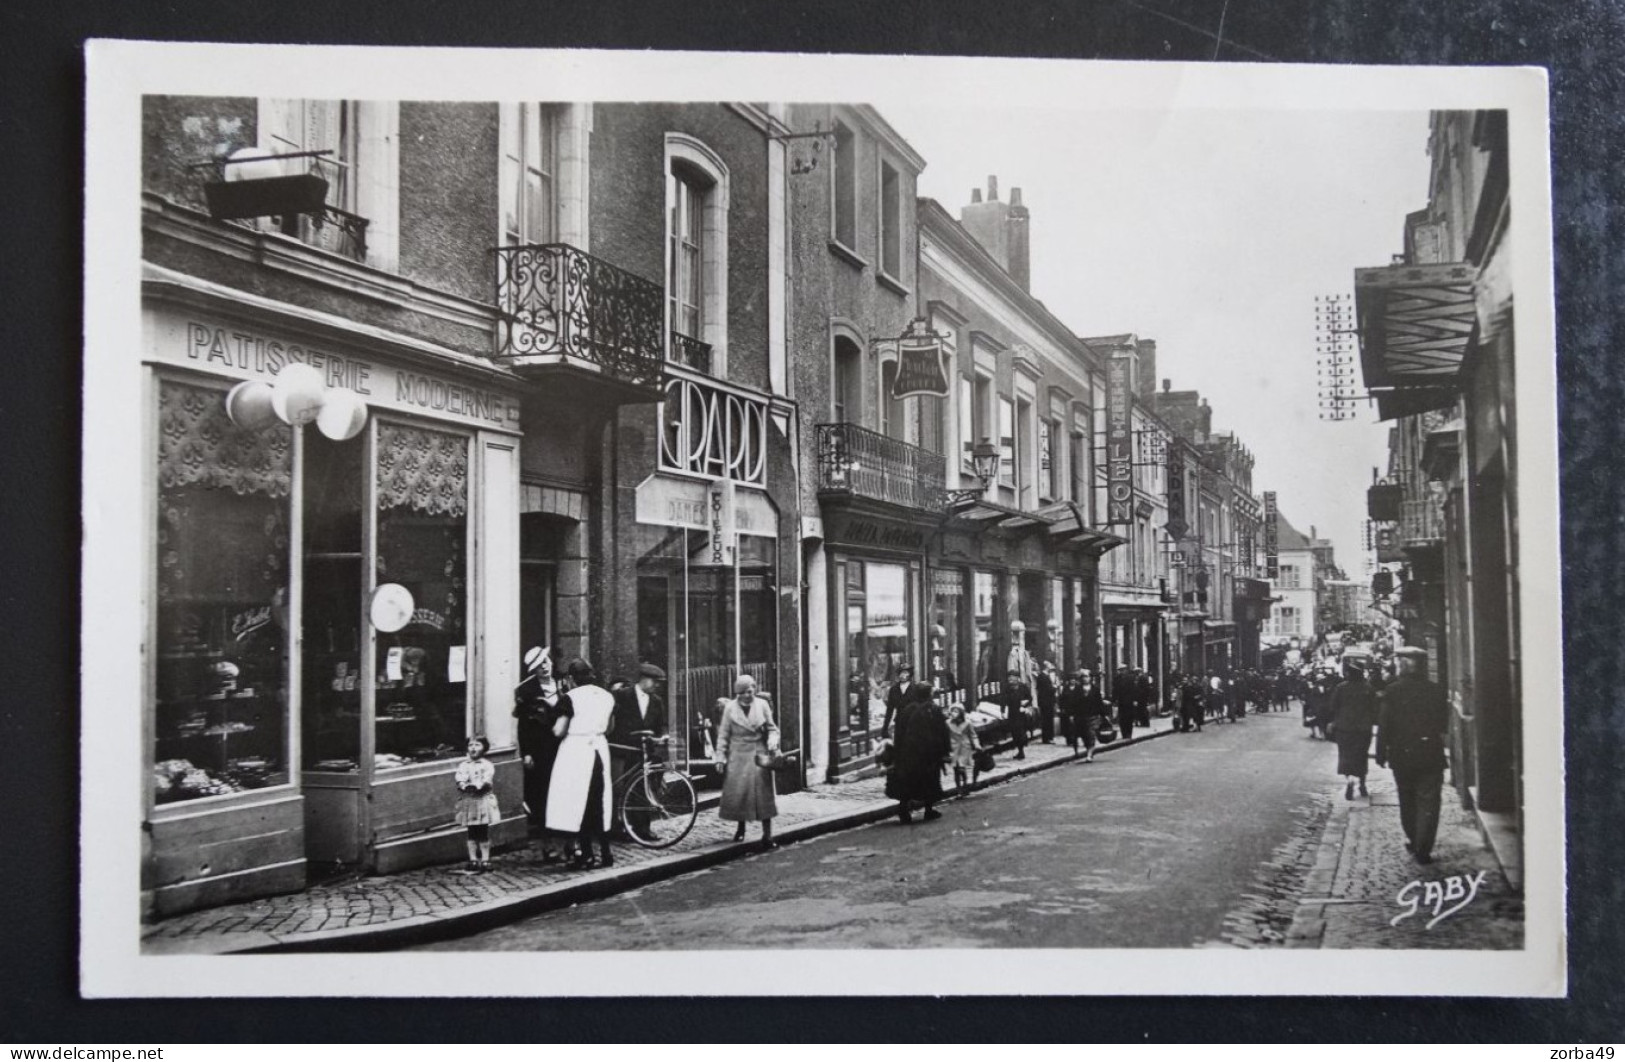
<box><xmin>606</xmin><ymin>731</ymin><xmax>699</xmax><ymax>849</ymax></box>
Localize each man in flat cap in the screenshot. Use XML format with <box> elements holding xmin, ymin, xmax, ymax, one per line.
<box><xmin>1375</xmin><ymin>646</ymin><xmax>1451</xmax><ymax>864</ymax></box>
<box><xmin>610</xmin><ymin>663</ymin><xmax>669</xmax><ymax>840</ymax></box>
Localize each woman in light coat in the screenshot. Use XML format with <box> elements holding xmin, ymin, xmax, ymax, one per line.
<box><xmin>716</xmin><ymin>674</ymin><xmax>779</xmax><ymax>850</ymax></box>
<box><xmin>545</xmin><ymin>659</ymin><xmax>617</xmax><ymax>869</ymax></box>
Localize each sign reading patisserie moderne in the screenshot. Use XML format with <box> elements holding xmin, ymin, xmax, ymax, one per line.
<box><xmin>147</xmin><ymin>310</ymin><xmax>523</xmax><ymax>432</ymax></box>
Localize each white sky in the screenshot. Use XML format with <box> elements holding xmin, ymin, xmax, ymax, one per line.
<box><xmin>884</xmin><ymin>104</ymin><xmax>1433</xmax><ymax>568</ymax></box>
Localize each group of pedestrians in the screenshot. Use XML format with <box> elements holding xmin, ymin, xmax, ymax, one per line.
<box><xmin>450</xmin><ymin>648</ymin><xmax>791</xmax><ymax>875</ymax></box>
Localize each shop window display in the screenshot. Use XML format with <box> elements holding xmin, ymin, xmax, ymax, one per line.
<box><xmin>153</xmin><ymin>380</ymin><xmax>292</xmax><ymax>804</ymax></box>
<box><xmin>839</xmin><ymin>560</ymin><xmax>913</xmax><ymax>735</ymax></box>
<box><xmin>373</xmin><ymin>422</ymin><xmax>469</xmax><ymax>768</ymax></box>
<box><xmin>930</xmin><ymin>568</ymin><xmax>965</xmax><ymax>694</ymax></box>
<box><xmin>974</xmin><ymin>570</ymin><xmax>1000</xmax><ymax>688</ymax></box>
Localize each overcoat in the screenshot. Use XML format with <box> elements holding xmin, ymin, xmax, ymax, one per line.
<box><xmin>1375</xmin><ymin>673</ymin><xmax>1450</xmax><ymax>774</ymax></box>
<box><xmin>887</xmin><ymin>698</ymin><xmax>951</xmax><ymax>803</ymax></box>
<box><xmin>716</xmin><ymin>696</ymin><xmax>779</xmax><ymax>822</ymax></box>
<box><xmin>1331</xmin><ymin>677</ymin><xmax>1378</xmax><ymax>775</ymax></box>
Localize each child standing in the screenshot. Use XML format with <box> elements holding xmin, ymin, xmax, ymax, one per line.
<box><xmin>454</xmin><ymin>736</ymin><xmax>500</xmax><ymax>871</ymax></box>
<box><xmin>946</xmin><ymin>703</ymin><xmax>981</xmax><ymax>793</ymax></box>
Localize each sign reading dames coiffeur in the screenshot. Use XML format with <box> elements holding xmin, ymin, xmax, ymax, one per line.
<box><xmin>147</xmin><ymin>311</ymin><xmax>522</xmax><ymax>433</ymax></box>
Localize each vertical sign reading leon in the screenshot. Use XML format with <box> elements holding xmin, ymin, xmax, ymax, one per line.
<box><xmin>1106</xmin><ymin>354</ymin><xmax>1134</xmax><ymax>524</ymax></box>
<box><xmin>1263</xmin><ymin>491</ymin><xmax>1279</xmax><ymax>580</ymax></box>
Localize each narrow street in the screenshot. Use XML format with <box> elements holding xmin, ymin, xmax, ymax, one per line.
<box><xmin>417</xmin><ymin>713</ymin><xmax>1334</xmax><ymax>951</ymax></box>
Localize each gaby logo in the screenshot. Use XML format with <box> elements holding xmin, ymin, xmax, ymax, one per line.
<box><xmin>1390</xmin><ymin>870</ymin><xmax>1488</xmax><ymax>929</ymax></box>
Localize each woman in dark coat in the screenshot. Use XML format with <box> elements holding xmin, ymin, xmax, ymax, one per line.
<box><xmin>1331</xmin><ymin>662</ymin><xmax>1379</xmax><ymax>799</ymax></box>
<box><xmin>514</xmin><ymin>646</ymin><xmax>569</xmax><ymax>862</ymax></box>
<box><xmin>887</xmin><ymin>683</ymin><xmax>951</xmax><ymax>823</ymax></box>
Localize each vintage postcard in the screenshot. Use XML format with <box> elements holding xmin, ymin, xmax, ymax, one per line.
<box><xmin>82</xmin><ymin>42</ymin><xmax>1562</xmax><ymax>996</ymax></box>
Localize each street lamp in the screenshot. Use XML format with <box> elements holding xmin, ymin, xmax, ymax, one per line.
<box><xmin>945</xmin><ymin>437</ymin><xmax>1002</xmax><ymax>508</ymax></box>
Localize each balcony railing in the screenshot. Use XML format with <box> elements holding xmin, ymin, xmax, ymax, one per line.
<box><xmin>670</xmin><ymin>330</ymin><xmax>713</xmax><ymax>374</ymax></box>
<box><xmin>816</xmin><ymin>422</ymin><xmax>946</xmax><ymax>513</ymax></box>
<box><xmin>1399</xmin><ymin>495</ymin><xmax>1445</xmax><ymax>545</ymax></box>
<box><xmin>493</xmin><ymin>243</ymin><xmax>665</xmax><ymax>392</ymax></box>
<box><xmin>281</xmin><ymin>204</ymin><xmax>369</xmax><ymax>263</ymax></box>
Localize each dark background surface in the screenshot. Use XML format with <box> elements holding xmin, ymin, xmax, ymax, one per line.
<box><xmin>2</xmin><ymin>0</ymin><xmax>1620</xmax><ymax>1042</ymax></box>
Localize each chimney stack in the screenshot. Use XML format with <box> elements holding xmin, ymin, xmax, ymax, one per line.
<box><xmin>959</xmin><ymin>174</ymin><xmax>1032</xmax><ymax>292</ymax></box>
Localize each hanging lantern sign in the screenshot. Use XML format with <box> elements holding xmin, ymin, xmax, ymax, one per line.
<box><xmin>370</xmin><ymin>583</ymin><xmax>415</xmax><ymax>633</ymax></box>
<box><xmin>888</xmin><ymin>317</ymin><xmax>950</xmax><ymax>399</ymax></box>
<box><xmin>271</xmin><ymin>362</ymin><xmax>326</xmax><ymax>425</ymax></box>
<box><xmin>317</xmin><ymin>387</ymin><xmax>369</xmax><ymax>441</ymax></box>
<box><xmin>224</xmin><ymin>380</ymin><xmax>278</xmax><ymax>431</ymax></box>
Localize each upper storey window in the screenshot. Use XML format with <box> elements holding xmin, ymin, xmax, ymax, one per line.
<box><xmin>500</xmin><ymin>103</ymin><xmax>560</xmax><ymax>247</ymax></box>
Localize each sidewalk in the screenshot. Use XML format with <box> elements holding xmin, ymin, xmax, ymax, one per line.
<box><xmin>142</xmin><ymin>717</ymin><xmax>1177</xmax><ymax>954</ymax></box>
<box><xmin>1286</xmin><ymin>770</ymin><xmax>1524</xmax><ymax>949</ymax></box>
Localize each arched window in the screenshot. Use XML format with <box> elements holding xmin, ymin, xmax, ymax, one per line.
<box><xmin>664</xmin><ymin>135</ymin><xmax>730</xmax><ymax>374</ymax></box>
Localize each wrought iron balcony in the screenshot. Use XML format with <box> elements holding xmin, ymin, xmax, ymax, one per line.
<box><xmin>279</xmin><ymin>204</ymin><xmax>369</xmax><ymax>263</ymax></box>
<box><xmin>1399</xmin><ymin>495</ymin><xmax>1445</xmax><ymax>546</ymax></box>
<box><xmin>816</xmin><ymin>422</ymin><xmax>946</xmax><ymax>513</ymax></box>
<box><xmin>493</xmin><ymin>243</ymin><xmax>665</xmax><ymax>397</ymax></box>
<box><xmin>670</xmin><ymin>330</ymin><xmax>713</xmax><ymax>374</ymax></box>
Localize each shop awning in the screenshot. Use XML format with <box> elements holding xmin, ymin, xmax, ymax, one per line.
<box><xmin>1042</xmin><ymin>506</ymin><xmax>1127</xmax><ymax>557</ymax></box>
<box><xmin>1354</xmin><ymin>261</ymin><xmax>1478</xmax><ymax>405</ymax></box>
<box><xmin>949</xmin><ymin>500</ymin><xmax>1048</xmax><ymax>532</ymax></box>
<box><xmin>1374</xmin><ymin>385</ymin><xmax>1457</xmax><ymax>421</ymax></box>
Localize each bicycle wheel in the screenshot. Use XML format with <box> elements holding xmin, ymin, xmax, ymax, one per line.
<box><xmin>622</xmin><ymin>767</ymin><xmax>698</xmax><ymax>849</ymax></box>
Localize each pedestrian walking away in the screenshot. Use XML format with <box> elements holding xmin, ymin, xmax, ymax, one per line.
<box><xmin>1374</xmin><ymin>646</ymin><xmax>1451</xmax><ymax>864</ymax></box>
<box><xmin>887</xmin><ymin>683</ymin><xmax>951</xmax><ymax>822</ymax></box>
<box><xmin>716</xmin><ymin>674</ymin><xmax>780</xmax><ymax>850</ymax></box>
<box><xmin>452</xmin><ymin>735</ymin><xmax>500</xmax><ymax>871</ymax></box>
<box><xmin>545</xmin><ymin>659</ymin><xmax>616</xmax><ymax>870</ymax></box>
<box><xmin>1036</xmin><ymin>660</ymin><xmax>1059</xmax><ymax>744</ymax></box>
<box><xmin>1330</xmin><ymin>659</ymin><xmax>1378</xmax><ymax>800</ymax></box>
<box><xmin>1113</xmin><ymin>664</ymin><xmax>1138</xmax><ymax>741</ymax></box>
<box><xmin>513</xmin><ymin>645</ymin><xmax>569</xmax><ymax>863</ymax></box>
<box><xmin>1058</xmin><ymin>668</ymin><xmax>1103</xmax><ymax>761</ymax></box>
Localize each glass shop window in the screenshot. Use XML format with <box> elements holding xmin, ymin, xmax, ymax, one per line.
<box><xmin>373</xmin><ymin>423</ymin><xmax>470</xmax><ymax>769</ymax></box>
<box><xmin>631</xmin><ymin>520</ymin><xmax>778</xmax><ymax>769</ymax></box>
<box><xmin>973</xmin><ymin>569</ymin><xmax>1000</xmax><ymax>689</ymax></box>
<box><xmin>930</xmin><ymin>568</ymin><xmax>965</xmax><ymax>695</ymax></box>
<box><xmin>840</xmin><ymin>559</ymin><xmax>914</xmax><ymax>735</ymax></box>
<box><xmin>153</xmin><ymin>380</ymin><xmax>292</xmax><ymax>804</ymax></box>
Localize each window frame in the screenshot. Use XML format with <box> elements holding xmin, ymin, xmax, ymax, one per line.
<box><xmin>663</xmin><ymin>134</ymin><xmax>731</xmax><ymax>373</ymax></box>
<box><xmin>876</xmin><ymin>156</ymin><xmax>903</xmax><ymax>285</ymax></box>
<box><xmin>830</xmin><ymin>119</ymin><xmax>859</xmax><ymax>255</ymax></box>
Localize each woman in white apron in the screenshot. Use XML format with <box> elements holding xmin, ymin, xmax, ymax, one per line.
<box><xmin>545</xmin><ymin>659</ymin><xmax>617</xmax><ymax>869</ymax></box>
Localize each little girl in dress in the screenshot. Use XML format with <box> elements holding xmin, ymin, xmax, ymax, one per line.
<box><xmin>454</xmin><ymin>736</ymin><xmax>500</xmax><ymax>871</ymax></box>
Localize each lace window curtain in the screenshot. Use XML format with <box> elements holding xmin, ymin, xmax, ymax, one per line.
<box><xmin>376</xmin><ymin>423</ymin><xmax>468</xmax><ymax>517</ymax></box>
<box><xmin>158</xmin><ymin>381</ymin><xmax>292</xmax><ymax>498</ymax></box>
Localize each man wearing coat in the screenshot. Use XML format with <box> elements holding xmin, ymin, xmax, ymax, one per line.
<box><xmin>1374</xmin><ymin>647</ymin><xmax>1451</xmax><ymax>864</ymax></box>
<box><xmin>1035</xmin><ymin>661</ymin><xmax>1058</xmax><ymax>744</ymax></box>
<box><xmin>609</xmin><ymin>663</ymin><xmax>668</xmax><ymax>839</ymax></box>
<box><xmin>1112</xmin><ymin>664</ymin><xmax>1138</xmax><ymax>741</ymax></box>
<box><xmin>880</xmin><ymin>662</ymin><xmax>915</xmax><ymax>738</ymax></box>
<box><xmin>999</xmin><ymin>668</ymin><xmax>1034</xmax><ymax>760</ymax></box>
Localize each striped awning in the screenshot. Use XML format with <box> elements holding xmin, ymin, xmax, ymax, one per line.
<box><xmin>1355</xmin><ymin>261</ymin><xmax>1478</xmax><ymax>391</ymax></box>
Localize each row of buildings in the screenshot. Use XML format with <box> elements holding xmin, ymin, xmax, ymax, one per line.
<box><xmin>1350</xmin><ymin>110</ymin><xmax>1521</xmax><ymax>870</ymax></box>
<box><xmin>135</xmin><ymin>97</ymin><xmax>1315</xmax><ymax>916</ymax></box>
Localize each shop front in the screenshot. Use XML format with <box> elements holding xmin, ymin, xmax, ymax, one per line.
<box><xmin>141</xmin><ymin>293</ymin><xmax>524</xmax><ymax>916</ymax></box>
<box><xmin>820</xmin><ymin>509</ymin><xmax>930</xmax><ymax>772</ymax></box>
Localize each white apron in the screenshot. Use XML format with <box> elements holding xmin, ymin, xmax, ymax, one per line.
<box><xmin>544</xmin><ymin>684</ymin><xmax>615</xmax><ymax>833</ymax></box>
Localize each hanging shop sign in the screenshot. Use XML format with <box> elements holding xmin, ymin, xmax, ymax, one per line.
<box><xmin>634</xmin><ymin>473</ymin><xmax>778</xmax><ymax>538</ymax></box>
<box><xmin>147</xmin><ymin>309</ymin><xmax>522</xmax><ymax>432</ymax></box>
<box><xmin>1105</xmin><ymin>354</ymin><xmax>1134</xmax><ymax>524</ymax></box>
<box><xmin>1165</xmin><ymin>446</ymin><xmax>1188</xmax><ymax>540</ymax></box>
<box><xmin>884</xmin><ymin>317</ymin><xmax>951</xmax><ymax>399</ymax></box>
<box><xmin>1263</xmin><ymin>490</ymin><xmax>1280</xmax><ymax>580</ymax></box>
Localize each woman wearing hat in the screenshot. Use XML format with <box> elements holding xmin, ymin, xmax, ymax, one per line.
<box><xmin>1330</xmin><ymin>659</ymin><xmax>1378</xmax><ymax>800</ymax></box>
<box><xmin>514</xmin><ymin>646</ymin><xmax>572</xmax><ymax>862</ymax></box>
<box><xmin>715</xmin><ymin>673</ymin><xmax>780</xmax><ymax>849</ymax></box>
